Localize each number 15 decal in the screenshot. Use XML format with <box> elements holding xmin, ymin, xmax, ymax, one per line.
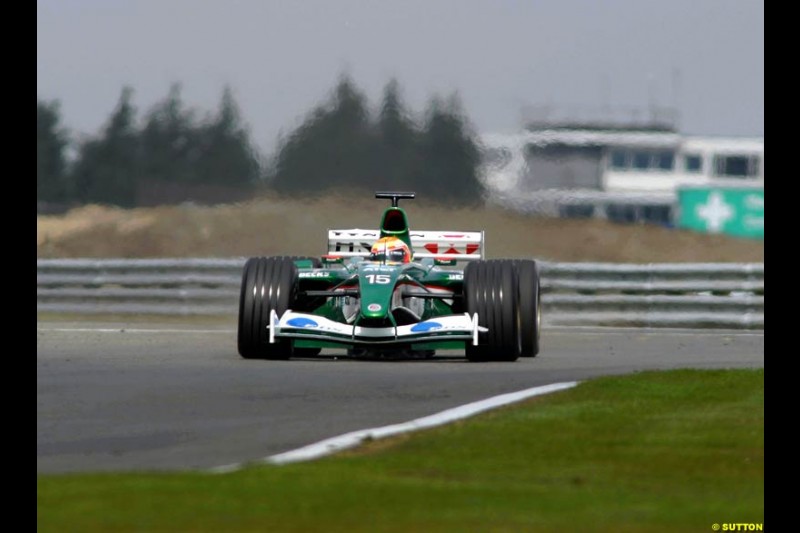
<box><xmin>365</xmin><ymin>274</ymin><xmax>391</xmax><ymax>284</ymax></box>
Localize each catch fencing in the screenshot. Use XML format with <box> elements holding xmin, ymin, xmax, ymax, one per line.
<box><xmin>37</xmin><ymin>258</ymin><xmax>764</xmax><ymax>329</ymax></box>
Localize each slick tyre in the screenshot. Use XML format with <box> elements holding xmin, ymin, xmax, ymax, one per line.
<box><xmin>237</xmin><ymin>256</ymin><xmax>298</xmax><ymax>360</ymax></box>
<box><xmin>513</xmin><ymin>259</ymin><xmax>541</xmax><ymax>357</ymax></box>
<box><xmin>463</xmin><ymin>259</ymin><xmax>522</xmax><ymax>362</ymax></box>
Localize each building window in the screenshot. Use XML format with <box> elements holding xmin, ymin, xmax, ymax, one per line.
<box><xmin>632</xmin><ymin>151</ymin><xmax>651</xmax><ymax>170</ymax></box>
<box><xmin>655</xmin><ymin>152</ymin><xmax>674</xmax><ymax>171</ymax></box>
<box><xmin>610</xmin><ymin>149</ymin><xmax>676</xmax><ymax>171</ymax></box>
<box><xmin>610</xmin><ymin>150</ymin><xmax>628</xmax><ymax>169</ymax></box>
<box><xmin>684</xmin><ymin>154</ymin><xmax>702</xmax><ymax>173</ymax></box>
<box><xmin>713</xmin><ymin>155</ymin><xmax>760</xmax><ymax>178</ymax></box>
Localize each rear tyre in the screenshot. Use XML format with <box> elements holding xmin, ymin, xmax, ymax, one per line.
<box><xmin>513</xmin><ymin>260</ymin><xmax>541</xmax><ymax>357</ymax></box>
<box><xmin>463</xmin><ymin>260</ymin><xmax>522</xmax><ymax>362</ymax></box>
<box><xmin>237</xmin><ymin>256</ymin><xmax>298</xmax><ymax>360</ymax></box>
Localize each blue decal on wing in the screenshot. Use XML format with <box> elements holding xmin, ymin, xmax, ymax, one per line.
<box><xmin>287</xmin><ymin>317</ymin><xmax>319</xmax><ymax>328</ymax></box>
<box><xmin>411</xmin><ymin>321</ymin><xmax>443</xmax><ymax>332</ymax></box>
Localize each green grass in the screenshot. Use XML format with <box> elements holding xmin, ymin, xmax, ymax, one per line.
<box><xmin>37</xmin><ymin>369</ymin><xmax>763</xmax><ymax>532</ymax></box>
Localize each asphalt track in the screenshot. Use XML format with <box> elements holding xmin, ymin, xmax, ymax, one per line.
<box><xmin>37</xmin><ymin>322</ymin><xmax>764</xmax><ymax>474</ymax></box>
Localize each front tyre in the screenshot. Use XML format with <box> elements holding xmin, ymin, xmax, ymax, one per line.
<box><xmin>463</xmin><ymin>260</ymin><xmax>522</xmax><ymax>362</ymax></box>
<box><xmin>237</xmin><ymin>256</ymin><xmax>298</xmax><ymax>360</ymax></box>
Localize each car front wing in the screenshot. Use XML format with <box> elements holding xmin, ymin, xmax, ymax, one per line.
<box><xmin>269</xmin><ymin>310</ymin><xmax>487</xmax><ymax>346</ymax></box>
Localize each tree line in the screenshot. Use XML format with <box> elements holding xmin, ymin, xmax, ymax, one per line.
<box><xmin>37</xmin><ymin>75</ymin><xmax>486</xmax><ymax>210</ymax></box>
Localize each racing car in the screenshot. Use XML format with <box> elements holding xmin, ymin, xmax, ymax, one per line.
<box><xmin>237</xmin><ymin>191</ymin><xmax>540</xmax><ymax>362</ymax></box>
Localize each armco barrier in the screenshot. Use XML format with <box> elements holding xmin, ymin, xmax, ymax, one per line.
<box><xmin>36</xmin><ymin>259</ymin><xmax>764</xmax><ymax>329</ymax></box>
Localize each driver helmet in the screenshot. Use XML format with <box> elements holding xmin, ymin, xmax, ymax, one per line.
<box><xmin>369</xmin><ymin>236</ymin><xmax>411</xmax><ymax>264</ymax></box>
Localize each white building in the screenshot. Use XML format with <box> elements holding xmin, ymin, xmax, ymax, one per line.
<box><xmin>480</xmin><ymin>124</ymin><xmax>764</xmax><ymax>223</ymax></box>
<box><xmin>602</xmin><ymin>135</ymin><xmax>763</xmax><ymax>193</ymax></box>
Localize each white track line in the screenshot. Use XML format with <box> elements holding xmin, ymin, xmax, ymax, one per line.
<box><xmin>545</xmin><ymin>326</ymin><xmax>764</xmax><ymax>337</ymax></box>
<box><xmin>38</xmin><ymin>327</ymin><xmax>234</xmax><ymax>334</ymax></box>
<box><xmin>209</xmin><ymin>381</ymin><xmax>578</xmax><ymax>474</ymax></box>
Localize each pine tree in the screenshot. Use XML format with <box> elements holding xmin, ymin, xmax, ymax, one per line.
<box><xmin>139</xmin><ymin>83</ymin><xmax>200</xmax><ymax>184</ymax></box>
<box><xmin>37</xmin><ymin>99</ymin><xmax>70</xmax><ymax>203</ymax></box>
<box><xmin>70</xmin><ymin>87</ymin><xmax>141</xmax><ymax>207</ymax></box>
<box><xmin>195</xmin><ymin>86</ymin><xmax>262</xmax><ymax>186</ymax></box>
<box><xmin>271</xmin><ymin>74</ymin><xmax>373</xmax><ymax>194</ymax></box>
<box><xmin>375</xmin><ymin>79</ymin><xmax>420</xmax><ymax>191</ymax></box>
<box><xmin>417</xmin><ymin>93</ymin><xmax>486</xmax><ymax>205</ymax></box>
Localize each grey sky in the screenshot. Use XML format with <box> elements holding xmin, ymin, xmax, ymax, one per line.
<box><xmin>37</xmin><ymin>0</ymin><xmax>764</xmax><ymax>154</ymax></box>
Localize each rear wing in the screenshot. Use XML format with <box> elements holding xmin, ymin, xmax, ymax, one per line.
<box><xmin>327</xmin><ymin>229</ymin><xmax>485</xmax><ymax>261</ymax></box>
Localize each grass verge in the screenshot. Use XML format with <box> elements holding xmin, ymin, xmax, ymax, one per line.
<box><xmin>37</xmin><ymin>368</ymin><xmax>763</xmax><ymax>532</ymax></box>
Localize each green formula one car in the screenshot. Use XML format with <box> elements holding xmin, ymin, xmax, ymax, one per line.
<box><xmin>237</xmin><ymin>191</ymin><xmax>540</xmax><ymax>362</ymax></box>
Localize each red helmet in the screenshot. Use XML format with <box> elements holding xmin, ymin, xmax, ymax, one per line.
<box><xmin>369</xmin><ymin>237</ymin><xmax>411</xmax><ymax>264</ymax></box>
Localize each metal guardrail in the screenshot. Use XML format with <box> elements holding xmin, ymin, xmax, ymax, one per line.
<box><xmin>36</xmin><ymin>258</ymin><xmax>764</xmax><ymax>329</ymax></box>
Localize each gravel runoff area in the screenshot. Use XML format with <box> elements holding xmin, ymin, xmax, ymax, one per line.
<box><xmin>37</xmin><ymin>194</ymin><xmax>763</xmax><ymax>263</ymax></box>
